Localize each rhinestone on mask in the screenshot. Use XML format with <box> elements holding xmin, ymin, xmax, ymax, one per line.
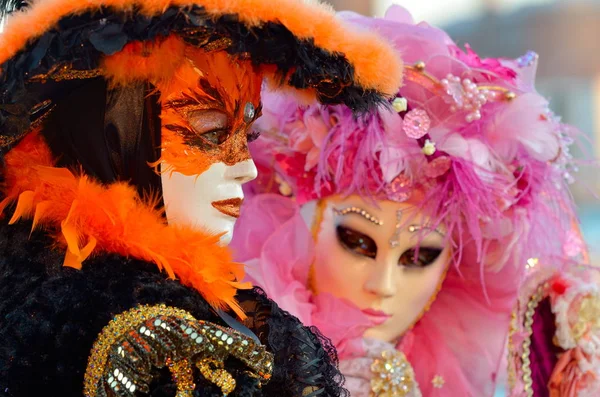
<box><xmin>370</xmin><ymin>350</ymin><xmax>421</xmax><ymax>396</ymax></box>
<box><xmin>389</xmin><ymin>209</ymin><xmax>403</xmax><ymax>248</ymax></box>
<box><xmin>243</xmin><ymin>102</ymin><xmax>255</xmax><ymax>123</ymax></box>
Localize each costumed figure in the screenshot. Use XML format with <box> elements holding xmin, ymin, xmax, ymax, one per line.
<box><xmin>231</xmin><ymin>6</ymin><xmax>595</xmax><ymax>396</ymax></box>
<box><xmin>507</xmin><ymin>244</ymin><xmax>600</xmax><ymax>397</ymax></box>
<box><xmin>0</xmin><ymin>0</ymin><xmax>404</xmax><ymax>395</ymax></box>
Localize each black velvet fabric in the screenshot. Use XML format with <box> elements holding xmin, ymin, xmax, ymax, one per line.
<box><xmin>0</xmin><ymin>219</ymin><xmax>346</xmax><ymax>396</ymax></box>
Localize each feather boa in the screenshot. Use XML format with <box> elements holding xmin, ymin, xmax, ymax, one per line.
<box><xmin>0</xmin><ymin>130</ymin><xmax>250</xmax><ymax>318</ymax></box>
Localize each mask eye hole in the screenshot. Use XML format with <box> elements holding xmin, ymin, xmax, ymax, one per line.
<box><xmin>398</xmin><ymin>247</ymin><xmax>443</xmax><ymax>268</ymax></box>
<box><xmin>336</xmin><ymin>225</ymin><xmax>377</xmax><ymax>259</ymax></box>
<box><xmin>200</xmin><ymin>129</ymin><xmax>230</xmax><ymax>145</ymax></box>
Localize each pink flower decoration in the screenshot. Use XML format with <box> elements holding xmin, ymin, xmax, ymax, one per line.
<box><xmin>403</xmin><ymin>109</ymin><xmax>431</xmax><ymax>139</ymax></box>
<box><xmin>425</xmin><ymin>156</ymin><xmax>452</xmax><ymax>178</ymax></box>
<box><xmin>284</xmin><ymin>107</ymin><xmax>331</xmax><ymax>171</ymax></box>
<box><xmin>449</xmin><ymin>43</ymin><xmax>517</xmax><ymax>82</ymax></box>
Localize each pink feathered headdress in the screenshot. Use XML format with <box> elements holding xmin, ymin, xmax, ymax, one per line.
<box><xmin>249</xmin><ymin>5</ymin><xmax>582</xmax><ymax>273</ymax></box>
<box><xmin>242</xmin><ymin>5</ymin><xmax>586</xmax><ymax>396</ymax></box>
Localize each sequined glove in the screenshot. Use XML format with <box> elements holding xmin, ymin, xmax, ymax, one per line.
<box><xmin>339</xmin><ymin>338</ymin><xmax>421</xmax><ymax>397</ymax></box>
<box><xmin>84</xmin><ymin>304</ymin><xmax>273</xmax><ymax>396</ymax></box>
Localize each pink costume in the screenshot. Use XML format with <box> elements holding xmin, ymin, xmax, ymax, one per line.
<box><xmin>231</xmin><ymin>6</ymin><xmax>596</xmax><ymax>396</ymax></box>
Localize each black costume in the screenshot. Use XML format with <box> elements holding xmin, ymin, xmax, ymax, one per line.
<box><xmin>0</xmin><ymin>0</ymin><xmax>399</xmax><ymax>396</ymax></box>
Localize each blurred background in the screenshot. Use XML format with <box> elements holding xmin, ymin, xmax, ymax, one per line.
<box><xmin>329</xmin><ymin>0</ymin><xmax>600</xmax><ymax>264</ymax></box>
<box><xmin>329</xmin><ymin>1</ymin><xmax>599</xmax><ymax>396</ymax></box>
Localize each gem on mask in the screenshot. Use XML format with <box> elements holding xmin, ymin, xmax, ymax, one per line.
<box><xmin>244</xmin><ymin>102</ymin><xmax>256</xmax><ymax>123</ymax></box>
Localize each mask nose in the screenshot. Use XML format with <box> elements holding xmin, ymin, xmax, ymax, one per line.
<box><xmin>225</xmin><ymin>159</ymin><xmax>258</xmax><ymax>184</ymax></box>
<box><xmin>364</xmin><ymin>259</ymin><xmax>397</xmax><ymax>299</ymax></box>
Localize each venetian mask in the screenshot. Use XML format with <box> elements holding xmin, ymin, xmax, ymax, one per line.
<box><xmin>155</xmin><ymin>49</ymin><xmax>263</xmax><ymax>244</ymax></box>
<box><xmin>304</xmin><ymin>194</ymin><xmax>451</xmax><ymax>342</ymax></box>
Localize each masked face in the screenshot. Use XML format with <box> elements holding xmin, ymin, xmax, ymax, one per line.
<box><xmin>308</xmin><ymin>195</ymin><xmax>450</xmax><ymax>343</ymax></box>
<box><xmin>155</xmin><ymin>49</ymin><xmax>262</xmax><ymax>244</ymax></box>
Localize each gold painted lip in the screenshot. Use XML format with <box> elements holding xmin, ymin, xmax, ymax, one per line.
<box><xmin>211</xmin><ymin>198</ymin><xmax>243</xmax><ymax>219</ymax></box>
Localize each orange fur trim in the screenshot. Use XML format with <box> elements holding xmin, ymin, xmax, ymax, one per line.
<box><xmin>1</xmin><ymin>130</ymin><xmax>251</xmax><ymax>319</ymax></box>
<box><xmin>101</xmin><ymin>36</ymin><xmax>188</xmax><ymax>86</ymax></box>
<box><xmin>0</xmin><ymin>0</ymin><xmax>402</xmax><ymax>96</ymax></box>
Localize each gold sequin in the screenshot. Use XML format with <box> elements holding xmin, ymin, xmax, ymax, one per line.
<box><xmin>370</xmin><ymin>350</ymin><xmax>417</xmax><ymax>397</ymax></box>
<box><xmin>84</xmin><ymin>304</ymin><xmax>273</xmax><ymax>397</ymax></box>
<box><xmin>196</xmin><ymin>357</ymin><xmax>236</xmax><ymax>395</ymax></box>
<box><xmin>167</xmin><ymin>358</ymin><xmax>195</xmax><ymax>397</ymax></box>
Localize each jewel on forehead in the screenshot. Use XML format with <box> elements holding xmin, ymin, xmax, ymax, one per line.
<box><xmin>243</xmin><ymin>102</ymin><xmax>255</xmax><ymax>123</ymax></box>
<box><xmin>389</xmin><ymin>209</ymin><xmax>403</xmax><ymax>248</ymax></box>
<box><xmin>408</xmin><ymin>224</ymin><xmax>446</xmax><ymax>237</ymax></box>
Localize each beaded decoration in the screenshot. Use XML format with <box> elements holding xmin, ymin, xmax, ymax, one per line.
<box><xmin>84</xmin><ymin>304</ymin><xmax>273</xmax><ymax>396</ymax></box>
<box><xmin>333</xmin><ymin>207</ymin><xmax>384</xmax><ymax>226</ymax></box>
<box><xmin>370</xmin><ymin>350</ymin><xmax>422</xmax><ymax>397</ymax></box>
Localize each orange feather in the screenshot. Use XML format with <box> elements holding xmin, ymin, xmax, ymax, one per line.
<box><xmin>1</xmin><ymin>130</ymin><xmax>249</xmax><ymax>319</ymax></box>
<box><xmin>0</xmin><ymin>0</ymin><xmax>402</xmax><ymax>97</ymax></box>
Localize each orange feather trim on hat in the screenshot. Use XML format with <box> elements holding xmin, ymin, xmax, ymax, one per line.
<box><xmin>0</xmin><ymin>0</ymin><xmax>402</xmax><ymax>97</ymax></box>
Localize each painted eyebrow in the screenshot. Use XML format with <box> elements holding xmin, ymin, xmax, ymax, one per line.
<box><xmin>333</xmin><ymin>207</ymin><xmax>384</xmax><ymax>226</ymax></box>
<box><xmin>407</xmin><ymin>224</ymin><xmax>446</xmax><ymax>237</ymax></box>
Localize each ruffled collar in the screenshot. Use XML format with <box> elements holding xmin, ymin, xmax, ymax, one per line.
<box><xmin>0</xmin><ymin>130</ymin><xmax>249</xmax><ymax>318</ymax></box>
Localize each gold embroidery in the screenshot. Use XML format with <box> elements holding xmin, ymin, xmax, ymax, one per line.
<box><xmin>29</xmin><ymin>64</ymin><xmax>101</xmax><ymax>82</ymax></box>
<box><xmin>507</xmin><ymin>307</ymin><xmax>519</xmax><ymax>390</ymax></box>
<box><xmin>84</xmin><ymin>304</ymin><xmax>273</xmax><ymax>396</ymax></box>
<box><xmin>370</xmin><ymin>350</ymin><xmax>417</xmax><ymax>396</ymax></box>
<box><xmin>167</xmin><ymin>358</ymin><xmax>195</xmax><ymax>397</ymax></box>
<box><xmin>196</xmin><ymin>357</ymin><xmax>236</xmax><ymax>395</ymax></box>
